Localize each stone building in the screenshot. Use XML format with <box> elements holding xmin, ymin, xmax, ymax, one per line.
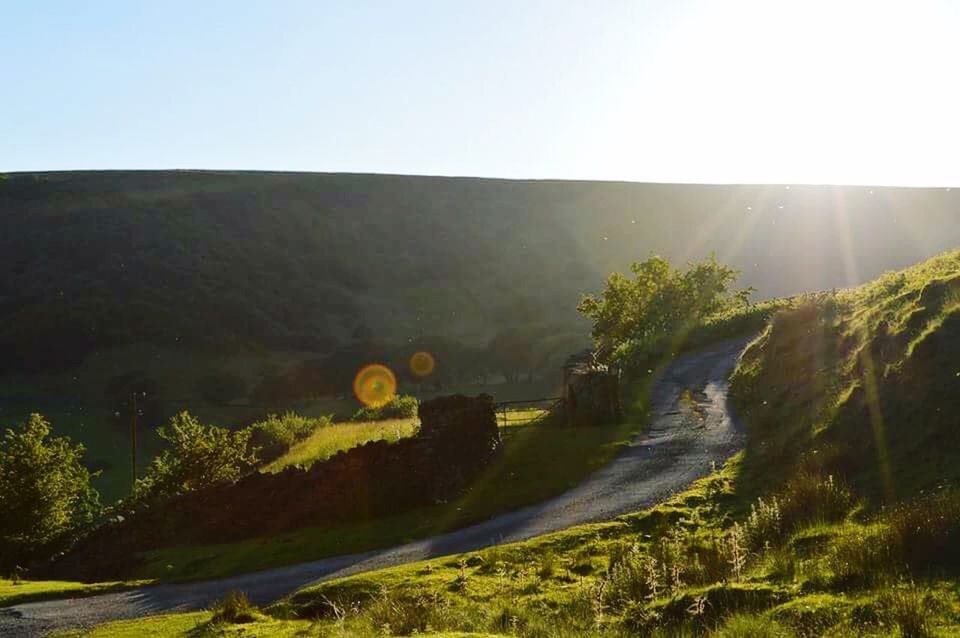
<box><xmin>562</xmin><ymin>349</ymin><xmax>621</xmax><ymax>425</ymax></box>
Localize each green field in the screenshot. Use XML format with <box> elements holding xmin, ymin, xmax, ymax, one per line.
<box><xmin>262</xmin><ymin>417</ymin><xmax>419</xmax><ymax>473</ymax></box>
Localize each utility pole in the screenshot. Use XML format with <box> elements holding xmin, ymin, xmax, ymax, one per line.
<box><xmin>131</xmin><ymin>392</ymin><xmax>138</xmax><ymax>489</ymax></box>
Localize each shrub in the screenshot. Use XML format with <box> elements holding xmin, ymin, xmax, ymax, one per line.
<box><xmin>209</xmin><ymin>590</ymin><xmax>260</xmax><ymax>624</ymax></box>
<box><xmin>887</xmin><ymin>490</ymin><xmax>960</xmax><ymax>573</ymax></box>
<box><xmin>359</xmin><ymin>589</ymin><xmax>471</xmax><ymax>635</ymax></box>
<box><xmin>537</xmin><ymin>550</ymin><xmax>558</xmax><ymax>580</ymax></box>
<box><xmin>247</xmin><ymin>412</ymin><xmax>331</xmax><ymax>461</ymax></box>
<box><xmin>130</xmin><ymin>411</ymin><xmax>258</xmax><ymax>507</ymax></box>
<box><xmin>745</xmin><ymin>474</ymin><xmax>855</xmax><ymax>550</ymax></box>
<box><xmin>778</xmin><ymin>474</ymin><xmax>854</xmax><ymax>532</ymax></box>
<box><xmin>604</xmin><ymin>545</ymin><xmax>661</xmax><ymax>609</ymax></box>
<box><xmin>712</xmin><ymin>614</ymin><xmax>797</xmax><ymax>638</ymax></box>
<box><xmin>825</xmin><ymin>525</ymin><xmax>897</xmax><ymax>586</ymax></box>
<box><xmin>825</xmin><ymin>491</ymin><xmax>960</xmax><ymax>586</ymax></box>
<box><xmin>745</xmin><ymin>496</ymin><xmax>782</xmax><ymax>550</ymax></box>
<box><xmin>352</xmin><ymin>394</ymin><xmax>419</xmax><ymax>421</ymax></box>
<box><xmin>578</xmin><ymin>254</ymin><xmax>753</xmax><ymax>365</ymax></box>
<box><xmin>876</xmin><ymin>584</ymin><xmax>945</xmax><ymax>638</ymax></box>
<box><xmin>0</xmin><ymin>414</ymin><xmax>101</xmax><ymax>569</ymax></box>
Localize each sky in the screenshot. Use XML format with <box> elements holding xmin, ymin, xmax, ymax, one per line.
<box><xmin>3</xmin><ymin>0</ymin><xmax>960</xmax><ymax>186</ymax></box>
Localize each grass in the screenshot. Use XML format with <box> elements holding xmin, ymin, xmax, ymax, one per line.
<box><xmin>0</xmin><ymin>578</ymin><xmax>143</xmax><ymax>607</ymax></box>
<box><xmin>54</xmin><ymin>609</ymin><xmax>506</xmax><ymax>638</ymax></box>
<box><xmin>213</xmin><ymin>456</ymin><xmax>957</xmax><ymax>637</ymax></box>
<box><xmin>730</xmin><ymin>248</ymin><xmax>960</xmax><ymax>502</ymax></box>
<box><xmin>261</xmin><ymin>417</ymin><xmax>419</xmax><ymax>473</ymax></box>
<box><xmin>496</xmin><ymin>407</ymin><xmax>550</xmax><ymax>428</ymax></box>
<box><xmin>135</xmin><ymin>408</ymin><xmax>641</xmax><ymax>581</ymax></box>
<box><xmin>69</xmin><ymin>250</ymin><xmax>960</xmax><ymax>636</ymax></box>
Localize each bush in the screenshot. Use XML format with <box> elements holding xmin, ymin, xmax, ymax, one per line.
<box><xmin>778</xmin><ymin>474</ymin><xmax>854</xmax><ymax>531</ymax></box>
<box><xmin>209</xmin><ymin>590</ymin><xmax>260</xmax><ymax>624</ymax></box>
<box><xmin>352</xmin><ymin>394</ymin><xmax>419</xmax><ymax>421</ymax></box>
<box><xmin>0</xmin><ymin>414</ymin><xmax>101</xmax><ymax>569</ymax></box>
<box><xmin>130</xmin><ymin>411</ymin><xmax>259</xmax><ymax>507</ymax></box>
<box><xmin>745</xmin><ymin>474</ymin><xmax>855</xmax><ymax>550</ymax></box>
<box><xmin>877</xmin><ymin>585</ymin><xmax>945</xmax><ymax>638</ymax></box>
<box><xmin>712</xmin><ymin>614</ymin><xmax>797</xmax><ymax>638</ymax></box>
<box><xmin>825</xmin><ymin>525</ymin><xmax>895</xmax><ymax>586</ymax></box>
<box><xmin>358</xmin><ymin>589</ymin><xmax>471</xmax><ymax>635</ymax></box>
<box><xmin>578</xmin><ymin>254</ymin><xmax>753</xmax><ymax>364</ymax></box>
<box><xmin>887</xmin><ymin>490</ymin><xmax>960</xmax><ymax>573</ymax></box>
<box><xmin>247</xmin><ymin>412</ymin><xmax>331</xmax><ymax>461</ymax></box>
<box><xmin>605</xmin><ymin>546</ymin><xmax>660</xmax><ymax>609</ymax></box>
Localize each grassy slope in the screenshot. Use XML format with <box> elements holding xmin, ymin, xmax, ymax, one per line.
<box><xmin>262</xmin><ymin>417</ymin><xmax>419</xmax><ymax>473</ymax></box>
<box><xmin>55</xmin><ymin>610</ymin><xmax>501</xmax><ymax>638</ymax></box>
<box><xmin>730</xmin><ymin>249</ymin><xmax>960</xmax><ymax>502</ymax></box>
<box><xmin>0</xmin><ymin>578</ymin><xmax>146</xmax><ymax>608</ymax></box>
<box><xmin>84</xmin><ymin>251</ymin><xmax>960</xmax><ymax>636</ymax></box>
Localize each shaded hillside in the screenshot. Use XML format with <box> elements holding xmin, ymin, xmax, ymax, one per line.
<box><xmin>1</xmin><ymin>171</ymin><xmax>959</xmax><ymax>373</ymax></box>
<box><xmin>731</xmin><ymin>249</ymin><xmax>960</xmax><ymax>501</ymax></box>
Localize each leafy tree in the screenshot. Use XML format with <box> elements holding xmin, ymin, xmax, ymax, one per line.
<box><xmin>485</xmin><ymin>330</ymin><xmax>537</xmax><ymax>383</ymax></box>
<box><xmin>0</xmin><ymin>414</ymin><xmax>100</xmax><ymax>568</ymax></box>
<box><xmin>247</xmin><ymin>412</ymin><xmax>331</xmax><ymax>462</ymax></box>
<box><xmin>131</xmin><ymin>412</ymin><xmax>258</xmax><ymax>507</ymax></box>
<box><xmin>578</xmin><ymin>255</ymin><xmax>752</xmax><ymax>362</ymax></box>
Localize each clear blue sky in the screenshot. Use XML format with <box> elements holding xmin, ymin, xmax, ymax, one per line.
<box><xmin>4</xmin><ymin>1</ymin><xmax>960</xmax><ymax>185</ymax></box>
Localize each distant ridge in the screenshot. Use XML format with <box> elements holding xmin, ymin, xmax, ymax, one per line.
<box><xmin>1</xmin><ymin>170</ymin><xmax>958</xmax><ymax>370</ymax></box>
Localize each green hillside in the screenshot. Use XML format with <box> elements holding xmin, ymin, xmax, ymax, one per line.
<box><xmin>67</xmin><ymin>250</ymin><xmax>960</xmax><ymax>637</ymax></box>
<box><xmin>2</xmin><ymin>172</ymin><xmax>960</xmax><ymax>502</ymax></box>
<box><xmin>731</xmin><ymin>249</ymin><xmax>960</xmax><ymax>501</ymax></box>
<box><xmin>2</xmin><ymin>171</ymin><xmax>959</xmax><ymax>368</ymax></box>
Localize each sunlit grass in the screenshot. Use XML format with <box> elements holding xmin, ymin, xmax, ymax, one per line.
<box><xmin>261</xmin><ymin>417</ymin><xmax>419</xmax><ymax>473</ymax></box>
<box><xmin>497</xmin><ymin>407</ymin><xmax>549</xmax><ymax>428</ymax></box>
<box><xmin>136</xmin><ymin>410</ymin><xmax>639</xmax><ymax>582</ymax></box>
<box><xmin>59</xmin><ymin>609</ymin><xmax>503</xmax><ymax>638</ymax></box>
<box><xmin>0</xmin><ymin>578</ymin><xmax>144</xmax><ymax>607</ymax></box>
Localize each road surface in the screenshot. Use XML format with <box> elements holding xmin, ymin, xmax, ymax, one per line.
<box><xmin>0</xmin><ymin>339</ymin><xmax>749</xmax><ymax>636</ymax></box>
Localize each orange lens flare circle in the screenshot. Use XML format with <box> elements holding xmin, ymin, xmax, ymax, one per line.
<box><xmin>353</xmin><ymin>364</ymin><xmax>398</xmax><ymax>407</ymax></box>
<box><xmin>409</xmin><ymin>351</ymin><xmax>436</xmax><ymax>377</ymax></box>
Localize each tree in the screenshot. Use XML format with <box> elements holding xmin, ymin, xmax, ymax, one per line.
<box><xmin>0</xmin><ymin>414</ymin><xmax>101</xmax><ymax>568</ymax></box>
<box><xmin>197</xmin><ymin>370</ymin><xmax>249</xmax><ymax>404</ymax></box>
<box><xmin>578</xmin><ymin>255</ymin><xmax>752</xmax><ymax>361</ymax></box>
<box><xmin>485</xmin><ymin>330</ymin><xmax>537</xmax><ymax>384</ymax></box>
<box><xmin>131</xmin><ymin>412</ymin><xmax>258</xmax><ymax>507</ymax></box>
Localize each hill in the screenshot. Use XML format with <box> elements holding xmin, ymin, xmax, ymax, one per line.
<box><xmin>50</xmin><ymin>250</ymin><xmax>960</xmax><ymax>637</ymax></box>
<box><xmin>2</xmin><ymin>171</ymin><xmax>959</xmax><ymax>371</ymax></box>
<box><xmin>730</xmin><ymin>248</ymin><xmax>960</xmax><ymax>501</ymax></box>
<box><xmin>2</xmin><ymin>171</ymin><xmax>959</xmax><ymax>502</ymax></box>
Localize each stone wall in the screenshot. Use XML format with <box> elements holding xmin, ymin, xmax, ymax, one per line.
<box><xmin>47</xmin><ymin>394</ymin><xmax>500</xmax><ymax>581</ymax></box>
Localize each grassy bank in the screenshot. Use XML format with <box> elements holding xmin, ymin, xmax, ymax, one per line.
<box><xmin>730</xmin><ymin>249</ymin><xmax>960</xmax><ymax>503</ymax></box>
<box><xmin>73</xmin><ymin>250</ymin><xmax>960</xmax><ymax>636</ymax></box>
<box><xmin>262</xmin><ymin>417</ymin><xmax>419</xmax><ymax>473</ymax></box>
<box><xmin>95</xmin><ymin>456</ymin><xmax>960</xmax><ymax>636</ymax></box>
<box><xmin>0</xmin><ymin>578</ymin><xmax>143</xmax><ymax>608</ymax></box>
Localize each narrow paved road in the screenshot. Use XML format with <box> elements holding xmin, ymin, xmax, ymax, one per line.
<box><xmin>0</xmin><ymin>339</ymin><xmax>748</xmax><ymax>637</ymax></box>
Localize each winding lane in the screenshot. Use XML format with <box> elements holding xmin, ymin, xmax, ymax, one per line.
<box><xmin>0</xmin><ymin>338</ymin><xmax>749</xmax><ymax>636</ymax></box>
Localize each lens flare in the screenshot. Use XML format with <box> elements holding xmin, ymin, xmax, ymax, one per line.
<box><xmin>353</xmin><ymin>363</ymin><xmax>397</xmax><ymax>407</ymax></box>
<box><xmin>410</xmin><ymin>351</ymin><xmax>436</xmax><ymax>377</ymax></box>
